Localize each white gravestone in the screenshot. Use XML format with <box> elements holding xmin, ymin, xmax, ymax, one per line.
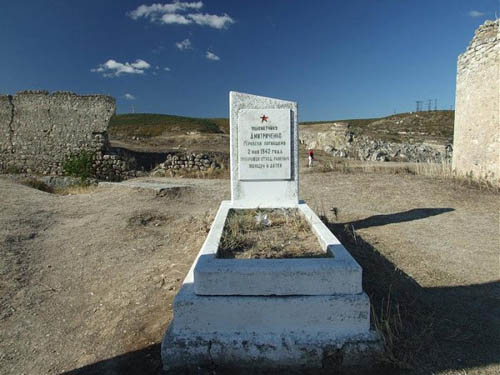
<box><xmin>230</xmin><ymin>91</ymin><xmax>298</xmax><ymax>207</ymax></box>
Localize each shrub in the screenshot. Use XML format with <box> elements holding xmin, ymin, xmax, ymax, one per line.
<box><xmin>63</xmin><ymin>151</ymin><xmax>94</xmax><ymax>180</ymax></box>
<box><xmin>5</xmin><ymin>165</ymin><xmax>21</xmax><ymax>174</ymax></box>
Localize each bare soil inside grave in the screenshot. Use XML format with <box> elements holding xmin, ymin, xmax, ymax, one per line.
<box><xmin>216</xmin><ymin>208</ymin><xmax>329</xmax><ymax>259</ymax></box>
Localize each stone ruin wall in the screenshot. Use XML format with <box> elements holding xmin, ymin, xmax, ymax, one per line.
<box><xmin>0</xmin><ymin>91</ymin><xmax>136</xmax><ymax>180</ymax></box>
<box><xmin>0</xmin><ymin>90</ymin><xmax>225</xmax><ymax>181</ymax></box>
<box><xmin>453</xmin><ymin>20</ymin><xmax>499</xmax><ymax>184</ymax></box>
<box><xmin>0</xmin><ymin>91</ymin><xmax>109</xmax><ymax>175</ymax></box>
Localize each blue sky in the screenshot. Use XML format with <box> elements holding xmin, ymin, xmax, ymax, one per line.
<box><xmin>0</xmin><ymin>1</ymin><xmax>498</xmax><ymax>121</ymax></box>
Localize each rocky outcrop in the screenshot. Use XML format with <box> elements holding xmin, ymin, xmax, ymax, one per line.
<box><xmin>300</xmin><ymin>122</ymin><xmax>452</xmax><ymax>163</ymax></box>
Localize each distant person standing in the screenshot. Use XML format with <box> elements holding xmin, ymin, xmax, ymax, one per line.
<box><xmin>308</xmin><ymin>149</ymin><xmax>315</xmax><ymax>167</ymax></box>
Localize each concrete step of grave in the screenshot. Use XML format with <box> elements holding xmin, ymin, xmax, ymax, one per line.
<box><xmin>172</xmin><ymin>276</ymin><xmax>370</xmax><ymax>337</ymax></box>
<box><xmin>162</xmin><ymin>270</ymin><xmax>380</xmax><ymax>373</ymax></box>
<box><xmin>162</xmin><ymin>327</ymin><xmax>381</xmax><ymax>373</ymax></box>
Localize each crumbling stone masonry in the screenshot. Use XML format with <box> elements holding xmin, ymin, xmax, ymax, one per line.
<box><xmin>0</xmin><ymin>90</ymin><xmax>130</xmax><ymax>180</ymax></box>
<box><xmin>453</xmin><ymin>20</ymin><xmax>499</xmax><ymax>184</ymax></box>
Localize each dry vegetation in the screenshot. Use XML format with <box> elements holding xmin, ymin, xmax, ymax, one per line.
<box><xmin>302</xmin><ymin>152</ymin><xmax>499</xmax><ymax>193</ymax></box>
<box><xmin>301</xmin><ymin>110</ymin><xmax>454</xmax><ymax>144</ymax></box>
<box><xmin>108</xmin><ymin>113</ymin><xmax>228</xmax><ymax>138</ymax></box>
<box><xmin>16</xmin><ymin>176</ymin><xmax>98</xmax><ymax>195</ymax></box>
<box><xmin>152</xmin><ymin>165</ymin><xmax>230</xmax><ymax>180</ymax></box>
<box><xmin>217</xmin><ymin>208</ymin><xmax>328</xmax><ymax>259</ymax></box>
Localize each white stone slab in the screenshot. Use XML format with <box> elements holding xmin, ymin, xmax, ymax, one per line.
<box><xmin>162</xmin><ymin>260</ymin><xmax>380</xmax><ymax>372</ymax></box>
<box><xmin>175</xmin><ymin>283</ymin><xmax>370</xmax><ymax>336</ymax></box>
<box><xmin>193</xmin><ymin>201</ymin><xmax>363</xmax><ymax>296</ymax></box>
<box><xmin>238</xmin><ymin>108</ymin><xmax>292</xmax><ymax>180</ymax></box>
<box><xmin>230</xmin><ymin>92</ymin><xmax>299</xmax><ymax>207</ymax></box>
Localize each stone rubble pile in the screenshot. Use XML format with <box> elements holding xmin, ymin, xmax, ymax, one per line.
<box><xmin>92</xmin><ymin>152</ymin><xmax>138</xmax><ymax>181</ymax></box>
<box><xmin>300</xmin><ymin>124</ymin><xmax>452</xmax><ymax>163</ymax></box>
<box><xmin>152</xmin><ymin>153</ymin><xmax>221</xmax><ymax>175</ymax></box>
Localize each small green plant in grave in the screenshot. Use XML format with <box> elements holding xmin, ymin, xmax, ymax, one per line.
<box><xmin>63</xmin><ymin>151</ymin><xmax>93</xmax><ymax>180</ymax></box>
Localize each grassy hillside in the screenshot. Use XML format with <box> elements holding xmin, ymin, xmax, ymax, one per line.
<box><xmin>109</xmin><ymin>113</ymin><xmax>229</xmax><ymax>138</ymax></box>
<box><xmin>301</xmin><ymin>110</ymin><xmax>454</xmax><ymax>143</ymax></box>
<box><xmin>109</xmin><ymin>110</ymin><xmax>454</xmax><ymax>144</ymax></box>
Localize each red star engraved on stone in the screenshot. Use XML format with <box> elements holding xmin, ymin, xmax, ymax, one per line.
<box><xmin>260</xmin><ymin>114</ymin><xmax>268</xmax><ymax>123</ymax></box>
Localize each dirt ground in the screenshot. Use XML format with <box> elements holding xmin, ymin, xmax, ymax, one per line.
<box><xmin>0</xmin><ymin>166</ymin><xmax>499</xmax><ymax>375</ymax></box>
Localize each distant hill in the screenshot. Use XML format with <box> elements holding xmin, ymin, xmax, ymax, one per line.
<box><xmin>109</xmin><ymin>110</ymin><xmax>454</xmax><ymax>144</ymax></box>
<box><xmin>301</xmin><ymin>110</ymin><xmax>454</xmax><ymax>144</ymax></box>
<box><xmin>109</xmin><ymin>113</ymin><xmax>229</xmax><ymax>138</ymax></box>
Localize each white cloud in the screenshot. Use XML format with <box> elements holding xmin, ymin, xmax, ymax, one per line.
<box><xmin>124</xmin><ymin>93</ymin><xmax>136</xmax><ymax>100</ymax></box>
<box><xmin>164</xmin><ymin>67</ymin><xmax>171</xmax><ymax>71</ymax></box>
<box><xmin>468</xmin><ymin>10</ymin><xmax>485</xmax><ymax>17</ymax></box>
<box><xmin>162</xmin><ymin>13</ymin><xmax>192</xmax><ymax>24</ymax></box>
<box><xmin>176</xmin><ymin>38</ymin><xmax>192</xmax><ymax>50</ymax></box>
<box><xmin>131</xmin><ymin>59</ymin><xmax>151</xmax><ymax>69</ymax></box>
<box><xmin>91</xmin><ymin>59</ymin><xmax>151</xmax><ymax>77</ymax></box>
<box><xmin>128</xmin><ymin>2</ymin><xmax>203</xmax><ymax>20</ymax></box>
<box><xmin>206</xmin><ymin>51</ymin><xmax>220</xmax><ymax>61</ymax></box>
<box><xmin>128</xmin><ymin>2</ymin><xmax>235</xmax><ymax>29</ymax></box>
<box><xmin>188</xmin><ymin>13</ymin><xmax>234</xmax><ymax>29</ymax></box>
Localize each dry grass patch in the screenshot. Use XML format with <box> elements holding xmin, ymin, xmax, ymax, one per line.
<box><xmin>153</xmin><ymin>166</ymin><xmax>229</xmax><ymax>180</ymax></box>
<box><xmin>306</xmin><ymin>159</ymin><xmax>499</xmax><ymax>193</ymax></box>
<box><xmin>54</xmin><ymin>184</ymin><xmax>98</xmax><ymax>195</ymax></box>
<box><xmin>217</xmin><ymin>208</ymin><xmax>329</xmax><ymax>259</ymax></box>
<box><xmin>15</xmin><ymin>176</ymin><xmax>99</xmax><ymax>195</ymax></box>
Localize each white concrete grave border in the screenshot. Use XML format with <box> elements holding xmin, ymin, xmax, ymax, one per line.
<box><xmin>193</xmin><ymin>200</ymin><xmax>363</xmax><ymax>295</ymax></box>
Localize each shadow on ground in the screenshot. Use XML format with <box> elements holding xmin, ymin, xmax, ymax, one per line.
<box><xmin>62</xmin><ymin>208</ymin><xmax>499</xmax><ymax>375</ymax></box>
<box><xmin>340</xmin><ymin>208</ymin><xmax>454</xmax><ymax>229</ymax></box>
<box><xmin>62</xmin><ymin>344</ymin><xmax>162</xmax><ymax>375</ymax></box>
<box><xmin>325</xmin><ymin>208</ymin><xmax>500</xmax><ymax>375</ymax></box>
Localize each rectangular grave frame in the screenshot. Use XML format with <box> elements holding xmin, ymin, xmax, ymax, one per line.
<box><xmin>193</xmin><ymin>200</ymin><xmax>362</xmax><ymax>296</ymax></box>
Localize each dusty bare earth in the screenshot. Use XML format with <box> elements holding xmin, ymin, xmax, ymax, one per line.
<box><xmin>0</xmin><ymin>167</ymin><xmax>499</xmax><ymax>375</ymax></box>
